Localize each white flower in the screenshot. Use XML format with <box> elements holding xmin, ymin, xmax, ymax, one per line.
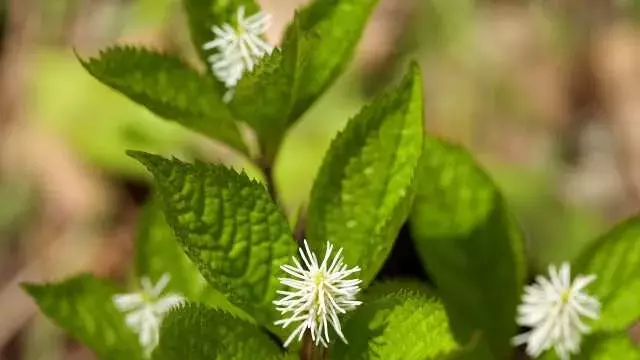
<box><xmin>273</xmin><ymin>240</ymin><xmax>362</xmax><ymax>348</ymax></box>
<box><xmin>113</xmin><ymin>273</ymin><xmax>185</xmax><ymax>356</ymax></box>
<box><xmin>512</xmin><ymin>262</ymin><xmax>600</xmax><ymax>360</ymax></box>
<box><xmin>202</xmin><ymin>6</ymin><xmax>273</xmax><ymax>101</ymax></box>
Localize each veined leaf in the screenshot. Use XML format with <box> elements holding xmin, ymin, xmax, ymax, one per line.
<box><xmin>333</xmin><ymin>281</ymin><xmax>459</xmax><ymax>360</ymax></box>
<box><xmin>129</xmin><ymin>151</ymin><xmax>297</xmax><ymax>327</ymax></box>
<box><xmin>409</xmin><ymin>137</ymin><xmax>525</xmax><ymax>359</ymax></box>
<box><xmin>78</xmin><ymin>46</ymin><xmax>247</xmax><ymax>153</ymax></box>
<box><xmin>306</xmin><ymin>64</ymin><xmax>424</xmax><ymax>284</ymax></box>
<box><xmin>24</xmin><ymin>275</ymin><xmax>145</xmax><ymax>360</ymax></box>
<box><xmin>573</xmin><ymin>216</ymin><xmax>640</xmax><ymax>332</ymax></box>
<box><xmin>284</xmin><ymin>0</ymin><xmax>379</xmax><ymax>120</ymax></box>
<box><xmin>182</xmin><ymin>0</ymin><xmax>261</xmax><ymax>90</ymax></box>
<box><xmin>135</xmin><ymin>199</ymin><xmax>252</xmax><ymax>322</ymax></box>
<box><xmin>230</xmin><ymin>0</ymin><xmax>379</xmax><ymax>162</ymax></box>
<box><xmin>152</xmin><ymin>303</ymin><xmax>285</xmax><ymax>360</ymax></box>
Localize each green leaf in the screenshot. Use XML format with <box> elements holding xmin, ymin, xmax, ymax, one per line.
<box><xmin>409</xmin><ymin>137</ymin><xmax>526</xmax><ymax>359</ymax></box>
<box><xmin>182</xmin><ymin>0</ymin><xmax>261</xmax><ymax>89</ymax></box>
<box><xmin>230</xmin><ymin>0</ymin><xmax>379</xmax><ymax>162</ymax></box>
<box><xmin>283</xmin><ymin>0</ymin><xmax>379</xmax><ymax>119</ymax></box>
<box><xmin>306</xmin><ymin>64</ymin><xmax>424</xmax><ymax>284</ymax></box>
<box><xmin>152</xmin><ymin>303</ymin><xmax>285</xmax><ymax>360</ymax></box>
<box><xmin>129</xmin><ymin>151</ymin><xmax>298</xmax><ymax>327</ymax></box>
<box><xmin>24</xmin><ymin>275</ymin><xmax>145</xmax><ymax>360</ymax></box>
<box><xmin>134</xmin><ymin>198</ymin><xmax>252</xmax><ymax>322</ymax></box>
<box><xmin>573</xmin><ymin>216</ymin><xmax>640</xmax><ymax>332</ymax></box>
<box><xmin>333</xmin><ymin>281</ymin><xmax>459</xmax><ymax>360</ymax></box>
<box><xmin>78</xmin><ymin>46</ymin><xmax>247</xmax><ymax>153</ymax></box>
<box><xmin>579</xmin><ymin>332</ymin><xmax>640</xmax><ymax>360</ymax></box>
<box><xmin>541</xmin><ymin>332</ymin><xmax>640</xmax><ymax>360</ymax></box>
<box><xmin>229</xmin><ymin>21</ymin><xmax>304</xmax><ymax>162</ymax></box>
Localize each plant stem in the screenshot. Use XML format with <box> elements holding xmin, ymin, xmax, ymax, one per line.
<box><xmin>293</xmin><ymin>205</ymin><xmax>307</xmax><ymax>245</ymax></box>
<box><xmin>300</xmin><ymin>334</ymin><xmax>326</xmax><ymax>360</ymax></box>
<box><xmin>300</xmin><ymin>332</ymin><xmax>313</xmax><ymax>360</ymax></box>
<box><xmin>258</xmin><ymin>156</ymin><xmax>277</xmax><ymax>201</ymax></box>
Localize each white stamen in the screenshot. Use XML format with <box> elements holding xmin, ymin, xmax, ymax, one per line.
<box><xmin>273</xmin><ymin>240</ymin><xmax>362</xmax><ymax>347</ymax></box>
<box><xmin>202</xmin><ymin>6</ymin><xmax>274</xmax><ymax>102</ymax></box>
<box><xmin>513</xmin><ymin>263</ymin><xmax>600</xmax><ymax>360</ymax></box>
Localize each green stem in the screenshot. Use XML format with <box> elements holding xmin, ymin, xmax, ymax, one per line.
<box><xmin>293</xmin><ymin>205</ymin><xmax>307</xmax><ymax>244</ymax></box>
<box><xmin>258</xmin><ymin>156</ymin><xmax>277</xmax><ymax>201</ymax></box>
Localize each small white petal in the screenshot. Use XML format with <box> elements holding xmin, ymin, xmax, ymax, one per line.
<box><xmin>203</xmin><ymin>38</ymin><xmax>228</xmax><ymax>50</ymax></box>
<box><xmin>151</xmin><ymin>273</ymin><xmax>171</xmax><ymax>297</ymax></box>
<box><xmin>140</xmin><ymin>276</ymin><xmax>154</xmax><ymax>294</ymax></box>
<box><xmin>559</xmin><ymin>262</ymin><xmax>571</xmax><ymax>288</ymax></box>
<box><xmin>572</xmin><ymin>274</ymin><xmax>596</xmax><ymax>292</ymax></box>
<box><xmin>138</xmin><ymin>313</ymin><xmax>160</xmax><ymax>355</ymax></box>
<box><xmin>113</xmin><ymin>293</ymin><xmax>144</xmax><ymax>312</ymax></box>
<box><xmin>125</xmin><ymin>310</ymin><xmax>146</xmax><ymax>329</ymax></box>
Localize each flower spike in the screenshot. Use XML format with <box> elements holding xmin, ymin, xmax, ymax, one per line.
<box><xmin>273</xmin><ymin>240</ymin><xmax>362</xmax><ymax>348</ymax></box>
<box><xmin>202</xmin><ymin>6</ymin><xmax>274</xmax><ymax>102</ymax></box>
<box><xmin>512</xmin><ymin>262</ymin><xmax>600</xmax><ymax>360</ymax></box>
<box><xmin>113</xmin><ymin>273</ymin><xmax>185</xmax><ymax>356</ymax></box>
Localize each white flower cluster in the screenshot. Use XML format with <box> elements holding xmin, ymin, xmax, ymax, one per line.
<box><xmin>202</xmin><ymin>6</ymin><xmax>274</xmax><ymax>102</ymax></box>
<box><xmin>513</xmin><ymin>263</ymin><xmax>600</xmax><ymax>360</ymax></box>
<box><xmin>113</xmin><ymin>274</ymin><xmax>184</xmax><ymax>356</ymax></box>
<box><xmin>274</xmin><ymin>240</ymin><xmax>363</xmax><ymax>348</ymax></box>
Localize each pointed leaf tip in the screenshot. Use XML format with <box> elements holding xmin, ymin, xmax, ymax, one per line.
<box><xmin>137</xmin><ymin>155</ymin><xmax>297</xmax><ymax>330</ymax></box>
<box><xmin>230</xmin><ymin>0</ymin><xmax>381</xmax><ymax>158</ymax></box>
<box><xmin>409</xmin><ymin>137</ymin><xmax>525</xmax><ymax>359</ymax></box>
<box><xmin>307</xmin><ymin>64</ymin><xmax>425</xmax><ymax>284</ymax></box>
<box><xmin>79</xmin><ymin>46</ymin><xmax>247</xmax><ymax>153</ymax></box>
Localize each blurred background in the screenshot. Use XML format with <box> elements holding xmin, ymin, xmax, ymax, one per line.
<box><xmin>0</xmin><ymin>0</ymin><xmax>640</xmax><ymax>358</ymax></box>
